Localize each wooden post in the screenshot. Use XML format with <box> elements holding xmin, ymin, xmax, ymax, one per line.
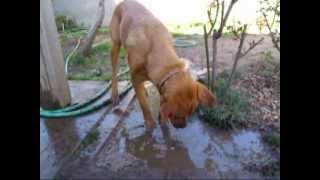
<box><xmin>40</xmin><ymin>0</ymin><xmax>71</xmax><ymax>109</ymax></box>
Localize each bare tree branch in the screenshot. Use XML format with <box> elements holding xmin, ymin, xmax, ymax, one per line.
<box><xmin>203</xmin><ymin>25</ymin><xmax>211</xmax><ymax>88</ymax></box>
<box><xmin>227</xmin><ymin>24</ymin><xmax>247</xmax><ymax>90</ymax></box>
<box><xmin>270</xmin><ymin>0</ymin><xmax>280</xmax><ymax>28</ymax></box>
<box><xmin>207</xmin><ymin>0</ymin><xmax>220</xmax><ymax>35</ymax></box>
<box><xmin>263</xmin><ymin>13</ymin><xmax>280</xmax><ymax>52</ymax></box>
<box><xmin>239</xmin><ymin>37</ymin><xmax>264</xmax><ymax>59</ymax></box>
<box><xmin>217</xmin><ymin>0</ymin><xmax>238</xmax><ymax>37</ymax></box>
<box><xmin>211</xmin><ymin>30</ymin><xmax>218</xmax><ymax>91</ymax></box>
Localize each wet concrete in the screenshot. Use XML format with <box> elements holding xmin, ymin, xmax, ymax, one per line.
<box><xmin>40</xmin><ymin>81</ymin><xmax>129</xmax><ymax>179</ymax></box>
<box><xmin>56</xmin><ymin>84</ymin><xmax>275</xmax><ymax>179</ymax></box>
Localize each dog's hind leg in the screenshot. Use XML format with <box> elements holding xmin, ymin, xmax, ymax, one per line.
<box><xmin>109</xmin><ymin>9</ymin><xmax>122</xmax><ymax>106</ymax></box>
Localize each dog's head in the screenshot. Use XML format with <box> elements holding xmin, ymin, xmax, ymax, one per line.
<box><xmin>160</xmin><ymin>72</ymin><xmax>216</xmax><ymax>128</ymax></box>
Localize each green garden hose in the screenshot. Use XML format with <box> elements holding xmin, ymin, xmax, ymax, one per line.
<box><xmin>40</xmin><ymin>83</ymin><xmax>132</xmax><ymax>118</ymax></box>
<box><xmin>40</xmin><ymin>68</ymin><xmax>130</xmax><ymax>118</ymax></box>
<box><xmin>42</xmin><ymin>68</ymin><xmax>129</xmax><ymax>113</ymax></box>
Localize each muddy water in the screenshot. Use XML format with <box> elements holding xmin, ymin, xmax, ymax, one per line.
<box><xmin>94</xmin><ymin>110</ymin><xmax>266</xmax><ymax>179</ymax></box>
<box><xmin>56</xmin><ymin>84</ymin><xmax>272</xmax><ymax>179</ymax></box>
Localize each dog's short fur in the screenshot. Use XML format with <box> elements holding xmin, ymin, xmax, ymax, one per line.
<box><xmin>109</xmin><ymin>0</ymin><xmax>216</xmax><ymax>130</ymax></box>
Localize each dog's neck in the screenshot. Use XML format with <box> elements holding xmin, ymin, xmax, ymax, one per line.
<box><xmin>156</xmin><ymin>62</ymin><xmax>190</xmax><ymax>95</ymax></box>
<box><xmin>157</xmin><ymin>69</ymin><xmax>184</xmax><ymax>95</ymax></box>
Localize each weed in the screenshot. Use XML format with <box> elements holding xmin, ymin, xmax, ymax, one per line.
<box><xmin>81</xmin><ymin>129</ymin><xmax>99</xmax><ymax>147</ymax></box>
<box><xmin>256</xmin><ymin>51</ymin><xmax>278</xmax><ymax>78</ymax></box>
<box><xmin>263</xmin><ymin>128</ymin><xmax>280</xmax><ymax>148</ymax></box>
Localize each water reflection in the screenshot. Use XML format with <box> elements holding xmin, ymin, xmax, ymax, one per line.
<box><xmin>126</xmin><ymin>123</ymin><xmax>196</xmax><ymax>171</ymax></box>
<box><xmin>40</xmin><ymin>118</ymin><xmax>80</xmax><ymax>179</ymax></box>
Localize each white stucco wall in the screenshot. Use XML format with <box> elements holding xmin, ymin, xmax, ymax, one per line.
<box><xmin>52</xmin><ymin>0</ymin><xmax>277</xmax><ymax>34</ymax></box>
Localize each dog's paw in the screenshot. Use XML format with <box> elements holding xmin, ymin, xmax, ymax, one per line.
<box><xmin>158</xmin><ymin>113</ymin><xmax>167</xmax><ymax>126</ymax></box>
<box><xmin>112</xmin><ymin>95</ymin><xmax>120</xmax><ymax>107</ymax></box>
<box><xmin>145</xmin><ymin>120</ymin><xmax>156</xmax><ymax>132</ymax></box>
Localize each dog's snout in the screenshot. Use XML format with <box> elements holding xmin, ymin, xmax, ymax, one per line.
<box><xmin>172</xmin><ymin>122</ymin><xmax>186</xmax><ymax>128</ymax></box>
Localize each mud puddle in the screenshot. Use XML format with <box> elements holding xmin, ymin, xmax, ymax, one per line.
<box><xmin>94</xmin><ymin>111</ymin><xmax>267</xmax><ymax>179</ymax></box>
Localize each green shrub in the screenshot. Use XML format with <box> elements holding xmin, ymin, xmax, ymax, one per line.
<box><xmin>256</xmin><ymin>51</ymin><xmax>278</xmax><ymax>78</ymax></box>
<box><xmin>69</xmin><ymin>54</ymin><xmax>86</xmax><ymax>65</ymax></box>
<box><xmin>199</xmin><ymin>78</ymin><xmax>249</xmax><ymax>129</ymax></box>
<box><xmin>263</xmin><ymin>128</ymin><xmax>280</xmax><ymax>148</ymax></box>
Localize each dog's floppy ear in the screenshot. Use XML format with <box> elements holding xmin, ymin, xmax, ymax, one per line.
<box><xmin>196</xmin><ymin>82</ymin><xmax>216</xmax><ymax>107</ymax></box>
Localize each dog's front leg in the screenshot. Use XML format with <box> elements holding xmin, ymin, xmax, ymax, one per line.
<box><xmin>111</xmin><ymin>41</ymin><xmax>121</xmax><ymax>106</ymax></box>
<box><xmin>132</xmin><ymin>78</ymin><xmax>156</xmax><ymax>131</ymax></box>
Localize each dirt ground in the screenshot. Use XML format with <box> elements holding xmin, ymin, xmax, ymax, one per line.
<box><xmin>175</xmin><ymin>34</ymin><xmax>279</xmax><ymax>71</ymax></box>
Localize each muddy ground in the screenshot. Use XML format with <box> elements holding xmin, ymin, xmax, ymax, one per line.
<box><xmin>43</xmin><ymin>30</ymin><xmax>280</xmax><ymax>179</ymax></box>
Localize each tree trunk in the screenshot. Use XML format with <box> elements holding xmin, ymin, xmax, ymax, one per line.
<box><xmin>228</xmin><ymin>25</ymin><xmax>247</xmax><ymax>89</ymax></box>
<box><xmin>210</xmin><ymin>31</ymin><xmax>218</xmax><ymax>91</ymax></box>
<box><xmin>78</xmin><ymin>0</ymin><xmax>105</xmax><ymax>56</ymax></box>
<box><xmin>203</xmin><ymin>25</ymin><xmax>211</xmax><ymax>88</ymax></box>
<box><xmin>40</xmin><ymin>0</ymin><xmax>71</xmax><ymax>109</ymax></box>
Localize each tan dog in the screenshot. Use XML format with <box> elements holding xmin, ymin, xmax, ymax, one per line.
<box><xmin>109</xmin><ymin>0</ymin><xmax>216</xmax><ymax>130</ymax></box>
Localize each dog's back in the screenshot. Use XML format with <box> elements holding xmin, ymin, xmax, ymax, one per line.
<box><xmin>110</xmin><ymin>0</ymin><xmax>179</xmax><ymax>81</ymax></box>
<box><xmin>110</xmin><ymin>0</ymin><xmax>173</xmax><ymax>54</ymax></box>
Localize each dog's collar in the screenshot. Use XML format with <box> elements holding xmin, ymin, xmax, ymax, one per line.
<box><xmin>158</xmin><ymin>69</ymin><xmax>184</xmax><ymax>95</ymax></box>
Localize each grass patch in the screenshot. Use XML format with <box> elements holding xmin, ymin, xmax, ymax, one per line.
<box><xmin>167</xmin><ymin>22</ymin><xmax>205</xmax><ymax>35</ymax></box>
<box><xmin>119</xmin><ymin>47</ymin><xmax>126</xmax><ymax>59</ymax></box>
<box><xmin>68</xmin><ymin>72</ymin><xmax>111</xmax><ymax>81</ymax></box>
<box><xmin>92</xmin><ymin>42</ymin><xmax>112</xmax><ymax>54</ymax></box>
<box><xmin>60</xmin><ymin>29</ymin><xmax>87</xmax><ymax>43</ymax></box>
<box><xmin>172</xmin><ymin>32</ymin><xmax>185</xmax><ymax>38</ymax></box>
<box><xmin>98</xmin><ymin>27</ymin><xmax>109</xmax><ymax>34</ymax></box>
<box><xmin>199</xmin><ymin>77</ymin><xmax>250</xmax><ymax>129</ymax></box>
<box><xmin>69</xmin><ymin>54</ymin><xmax>87</xmax><ymax>66</ymax></box>
<box><xmin>167</xmin><ymin>21</ymin><xmax>239</xmax><ymax>38</ymax></box>
<box><xmin>68</xmin><ymin>52</ymin><xmax>102</xmax><ymax>67</ymax></box>
<box><xmin>67</xmin><ymin>41</ymin><xmax>128</xmax><ymax>81</ymax></box>
<box><xmin>91</xmin><ymin>41</ymin><xmax>126</xmax><ymax>60</ymax></box>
